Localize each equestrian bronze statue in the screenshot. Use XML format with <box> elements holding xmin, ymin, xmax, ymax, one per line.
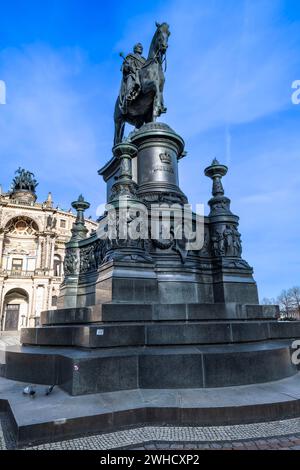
<box><xmin>114</xmin><ymin>22</ymin><xmax>170</xmax><ymax>145</ymax></box>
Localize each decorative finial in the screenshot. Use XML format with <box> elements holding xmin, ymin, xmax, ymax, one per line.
<box><xmin>109</xmin><ymin>142</ymin><xmax>138</xmax><ymax>201</ymax></box>
<box><xmin>45</xmin><ymin>192</ymin><xmax>53</xmax><ymax>208</ymax></box>
<box><xmin>204</xmin><ymin>159</ymin><xmax>232</xmax><ymax>217</ymax></box>
<box><xmin>70</xmin><ymin>194</ymin><xmax>90</xmax><ymax>241</ymax></box>
<box><xmin>204</xmin><ymin>159</ymin><xmax>228</xmax><ymax>197</ymax></box>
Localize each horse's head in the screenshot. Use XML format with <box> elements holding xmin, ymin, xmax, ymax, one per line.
<box><xmin>148</xmin><ymin>22</ymin><xmax>170</xmax><ymax>60</ymax></box>
<box><xmin>155</xmin><ymin>22</ymin><xmax>170</xmax><ymax>53</ymax></box>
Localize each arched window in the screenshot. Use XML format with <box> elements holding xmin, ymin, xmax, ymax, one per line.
<box><xmin>3</xmin><ymin>217</ymin><xmax>39</xmax><ymax>274</ymax></box>
<box><xmin>5</xmin><ymin>216</ymin><xmax>38</xmax><ymax>235</ymax></box>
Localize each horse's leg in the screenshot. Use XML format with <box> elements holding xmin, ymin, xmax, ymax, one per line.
<box><xmin>159</xmin><ymin>73</ymin><xmax>166</xmax><ymax>113</ymax></box>
<box><xmin>139</xmin><ymin>68</ymin><xmax>157</xmax><ymax>122</ymax></box>
<box><xmin>153</xmin><ymin>82</ymin><xmax>161</xmax><ymax>120</ymax></box>
<box><xmin>144</xmin><ymin>107</ymin><xmax>153</xmax><ymax>123</ymax></box>
<box><xmin>151</xmin><ymin>65</ymin><xmax>162</xmax><ymax>120</ymax></box>
<box><xmin>141</xmin><ymin>79</ymin><xmax>159</xmax><ymax>121</ymax></box>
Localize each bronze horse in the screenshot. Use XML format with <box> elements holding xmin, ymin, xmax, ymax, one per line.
<box><xmin>114</xmin><ymin>22</ymin><xmax>170</xmax><ymax>145</ymax></box>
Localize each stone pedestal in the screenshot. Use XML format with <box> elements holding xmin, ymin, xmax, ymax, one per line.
<box><xmin>130</xmin><ymin>122</ymin><xmax>187</xmax><ymax>204</ymax></box>
<box><xmin>1</xmin><ymin>122</ymin><xmax>299</xmax><ymax>444</ymax></box>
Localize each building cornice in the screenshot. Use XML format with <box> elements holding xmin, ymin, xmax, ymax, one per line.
<box><xmin>0</xmin><ymin>199</ymin><xmax>98</xmax><ymax>227</ymax></box>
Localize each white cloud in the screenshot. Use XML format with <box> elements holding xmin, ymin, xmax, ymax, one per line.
<box><xmin>162</xmin><ymin>0</ymin><xmax>300</xmax><ymax>138</ymax></box>
<box><xmin>0</xmin><ymin>44</ymin><xmax>112</xmax><ymax>209</ymax></box>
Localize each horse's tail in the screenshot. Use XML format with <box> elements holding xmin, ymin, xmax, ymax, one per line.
<box><xmin>113</xmin><ymin>97</ymin><xmax>125</xmax><ymax>145</ymax></box>
<box><xmin>114</xmin><ymin>96</ymin><xmax>122</xmax><ymax>120</ymax></box>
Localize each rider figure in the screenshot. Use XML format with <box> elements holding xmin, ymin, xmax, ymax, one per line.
<box><xmin>119</xmin><ymin>43</ymin><xmax>146</xmax><ymax>113</ymax></box>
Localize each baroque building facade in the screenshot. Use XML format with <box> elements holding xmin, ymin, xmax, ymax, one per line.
<box><xmin>0</xmin><ymin>169</ymin><xmax>97</xmax><ymax>330</ymax></box>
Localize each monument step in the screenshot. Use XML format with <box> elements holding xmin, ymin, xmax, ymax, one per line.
<box><xmin>1</xmin><ymin>340</ymin><xmax>298</xmax><ymax>394</ymax></box>
<box><xmin>40</xmin><ymin>302</ymin><xmax>279</xmax><ymax>326</ymax></box>
<box><xmin>2</xmin><ymin>373</ymin><xmax>300</xmax><ymax>446</ymax></box>
<box><xmin>21</xmin><ymin>320</ymin><xmax>300</xmax><ymax>349</ymax></box>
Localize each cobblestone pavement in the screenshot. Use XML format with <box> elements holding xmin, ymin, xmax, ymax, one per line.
<box><xmin>0</xmin><ymin>415</ymin><xmax>5</xmax><ymax>450</ymax></box>
<box><xmin>1</xmin><ymin>417</ymin><xmax>300</xmax><ymax>450</ymax></box>
<box><xmin>0</xmin><ymin>412</ymin><xmax>16</xmax><ymax>450</ymax></box>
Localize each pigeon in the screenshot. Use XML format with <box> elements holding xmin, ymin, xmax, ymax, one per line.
<box><xmin>23</xmin><ymin>385</ymin><xmax>36</xmax><ymax>398</ymax></box>
<box><xmin>45</xmin><ymin>385</ymin><xmax>55</xmax><ymax>396</ymax></box>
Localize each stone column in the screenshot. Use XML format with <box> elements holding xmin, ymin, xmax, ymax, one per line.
<box><xmin>36</xmin><ymin>235</ymin><xmax>43</xmax><ymax>270</ymax></box>
<box><xmin>49</xmin><ymin>236</ymin><xmax>56</xmax><ymax>275</ymax></box>
<box><xmin>45</xmin><ymin>280</ymin><xmax>52</xmax><ymax>311</ymax></box>
<box><xmin>58</xmin><ymin>195</ymin><xmax>90</xmax><ymax>309</ymax></box>
<box><xmin>204</xmin><ymin>158</ymin><xmax>259</xmax><ymax>304</ymax></box>
<box><xmin>28</xmin><ymin>281</ymin><xmax>36</xmax><ymax>327</ymax></box>
<box><xmin>45</xmin><ymin>235</ymin><xmax>50</xmax><ymax>270</ymax></box>
<box><xmin>204</xmin><ymin>159</ymin><xmax>237</xmax><ymax>258</ymax></box>
<box><xmin>0</xmin><ymin>230</ymin><xmax>5</xmax><ymax>269</ymax></box>
<box><xmin>70</xmin><ymin>195</ymin><xmax>90</xmax><ymax>241</ymax></box>
<box><xmin>93</xmin><ymin>142</ymin><xmax>156</xmax><ymax>304</ymax></box>
<box><xmin>104</xmin><ymin>141</ymin><xmax>152</xmax><ymax>264</ymax></box>
<box><xmin>40</xmin><ymin>237</ymin><xmax>47</xmax><ymax>271</ymax></box>
<box><xmin>0</xmin><ymin>280</ymin><xmax>5</xmax><ymax>330</ymax></box>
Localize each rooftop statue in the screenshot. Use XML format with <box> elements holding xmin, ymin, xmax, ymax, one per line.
<box><xmin>114</xmin><ymin>22</ymin><xmax>170</xmax><ymax>145</ymax></box>
<box><xmin>11</xmin><ymin>167</ymin><xmax>38</xmax><ymax>193</ymax></box>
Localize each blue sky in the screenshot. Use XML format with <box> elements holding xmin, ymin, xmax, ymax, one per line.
<box><xmin>0</xmin><ymin>0</ymin><xmax>299</xmax><ymax>300</ymax></box>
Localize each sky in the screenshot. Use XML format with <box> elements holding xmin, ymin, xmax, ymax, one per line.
<box><xmin>0</xmin><ymin>0</ymin><xmax>299</xmax><ymax>300</ymax></box>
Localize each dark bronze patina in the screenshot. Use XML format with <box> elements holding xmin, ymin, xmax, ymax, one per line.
<box><xmin>114</xmin><ymin>22</ymin><xmax>170</xmax><ymax>145</ymax></box>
